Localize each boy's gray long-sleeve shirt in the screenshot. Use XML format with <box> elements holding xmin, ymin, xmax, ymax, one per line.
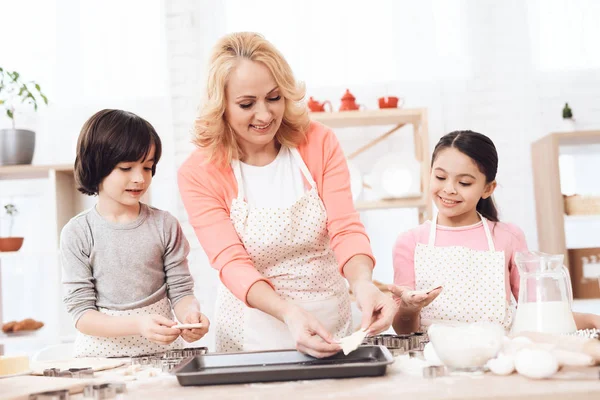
<box><xmin>60</xmin><ymin>203</ymin><xmax>195</xmax><ymax>324</ymax></box>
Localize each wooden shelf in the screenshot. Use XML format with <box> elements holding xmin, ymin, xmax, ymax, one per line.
<box><xmin>532</xmin><ymin>129</ymin><xmax>600</xmax><ymax>271</ymax></box>
<box><xmin>0</xmin><ymin>330</ymin><xmax>46</xmax><ymax>346</ymax></box>
<box><xmin>309</xmin><ymin>108</ymin><xmax>425</xmax><ymax>128</ymax></box>
<box><xmin>0</xmin><ymin>164</ymin><xmax>73</xmax><ymax>180</ymax></box>
<box><xmin>309</xmin><ymin>108</ymin><xmax>431</xmax><ymax>222</ymax></box>
<box><xmin>355</xmin><ymin>197</ymin><xmax>426</xmax><ymax>211</ymax></box>
<box><xmin>553</xmin><ymin>130</ymin><xmax>600</xmax><ymax>146</ymax></box>
<box><xmin>0</xmin><ymin>250</ymin><xmax>60</xmax><ymax>261</ymax></box>
<box><xmin>564</xmin><ymin>214</ymin><xmax>600</xmax><ymax>221</ymax></box>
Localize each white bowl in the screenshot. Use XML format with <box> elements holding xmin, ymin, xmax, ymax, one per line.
<box><xmin>428</xmin><ymin>322</ymin><xmax>504</xmax><ymax>369</ymax></box>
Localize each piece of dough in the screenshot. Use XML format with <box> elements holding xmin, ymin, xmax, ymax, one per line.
<box><xmin>411</xmin><ymin>285</ymin><xmax>443</xmax><ymax>296</ymax></box>
<box><xmin>0</xmin><ymin>355</ymin><xmax>30</xmax><ymax>376</ymax></box>
<box><xmin>340</xmin><ymin>330</ymin><xmax>367</xmax><ymax>355</ymax></box>
<box><xmin>173</xmin><ymin>323</ymin><xmax>203</xmax><ymax>329</ymax></box>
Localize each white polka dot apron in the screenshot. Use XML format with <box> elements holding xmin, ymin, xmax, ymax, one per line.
<box><xmin>414</xmin><ymin>213</ymin><xmax>516</xmax><ymax>331</ymax></box>
<box><xmin>214</xmin><ymin>147</ymin><xmax>351</xmax><ymax>352</ymax></box>
<box><xmin>73</xmin><ymin>296</ymin><xmax>185</xmax><ymax>357</ymax></box>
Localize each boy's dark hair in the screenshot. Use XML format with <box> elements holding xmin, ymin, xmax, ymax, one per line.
<box><xmin>431</xmin><ymin>130</ymin><xmax>499</xmax><ymax>222</ymax></box>
<box><xmin>74</xmin><ymin>109</ymin><xmax>162</xmax><ymax>196</ymax></box>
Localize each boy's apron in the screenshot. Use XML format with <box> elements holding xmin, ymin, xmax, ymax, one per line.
<box><xmin>73</xmin><ymin>296</ymin><xmax>185</xmax><ymax>357</ymax></box>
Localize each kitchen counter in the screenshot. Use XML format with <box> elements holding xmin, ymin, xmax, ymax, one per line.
<box><xmin>68</xmin><ymin>359</ymin><xmax>600</xmax><ymax>400</ymax></box>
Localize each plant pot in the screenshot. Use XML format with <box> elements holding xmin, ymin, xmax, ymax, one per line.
<box><xmin>0</xmin><ymin>237</ymin><xmax>24</xmax><ymax>252</ymax></box>
<box><xmin>561</xmin><ymin>119</ymin><xmax>577</xmax><ymax>132</ymax></box>
<box><xmin>0</xmin><ymin>129</ymin><xmax>36</xmax><ymax>166</ymax></box>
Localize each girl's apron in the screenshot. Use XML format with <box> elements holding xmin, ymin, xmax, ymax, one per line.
<box><xmin>413</xmin><ymin>213</ymin><xmax>516</xmax><ymax>331</ymax></box>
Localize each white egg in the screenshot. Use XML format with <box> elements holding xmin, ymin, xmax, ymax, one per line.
<box><xmin>514</xmin><ymin>348</ymin><xmax>559</xmax><ymax>379</ymax></box>
<box><xmin>423</xmin><ymin>342</ymin><xmax>443</xmax><ymax>365</ymax></box>
<box><xmin>511</xmin><ymin>336</ymin><xmax>533</xmax><ymax>347</ymax></box>
<box><xmin>503</xmin><ymin>336</ymin><xmax>534</xmax><ymax>355</ymax></box>
<box><xmin>487</xmin><ymin>353</ymin><xmax>515</xmax><ymax>375</ymax></box>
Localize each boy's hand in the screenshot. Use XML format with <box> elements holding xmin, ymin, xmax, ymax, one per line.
<box><xmin>180</xmin><ymin>311</ymin><xmax>210</xmax><ymax>343</ymax></box>
<box><xmin>137</xmin><ymin>314</ymin><xmax>181</xmax><ymax>345</ymax></box>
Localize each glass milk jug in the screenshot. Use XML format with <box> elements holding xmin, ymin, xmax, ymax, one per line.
<box><xmin>510</xmin><ymin>251</ymin><xmax>577</xmax><ymax>335</ymax></box>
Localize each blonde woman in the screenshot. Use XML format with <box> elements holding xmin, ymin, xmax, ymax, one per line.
<box><xmin>178</xmin><ymin>32</ymin><xmax>396</xmax><ymax>358</ymax></box>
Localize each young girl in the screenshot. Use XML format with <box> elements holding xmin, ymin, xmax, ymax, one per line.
<box><xmin>390</xmin><ymin>130</ymin><xmax>600</xmax><ymax>334</ymax></box>
<box><xmin>61</xmin><ymin>109</ymin><xmax>209</xmax><ymax>357</ymax></box>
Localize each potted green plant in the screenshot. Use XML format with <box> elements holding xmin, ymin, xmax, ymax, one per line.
<box><xmin>0</xmin><ymin>67</ymin><xmax>48</xmax><ymax>166</ymax></box>
<box><xmin>561</xmin><ymin>102</ymin><xmax>576</xmax><ymax>131</ymax></box>
<box><xmin>0</xmin><ymin>203</ymin><xmax>24</xmax><ymax>252</ymax></box>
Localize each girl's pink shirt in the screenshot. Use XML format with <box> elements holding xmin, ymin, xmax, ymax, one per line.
<box><xmin>393</xmin><ymin>220</ymin><xmax>528</xmax><ymax>300</ymax></box>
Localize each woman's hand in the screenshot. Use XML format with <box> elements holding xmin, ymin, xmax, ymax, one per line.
<box><xmin>137</xmin><ymin>314</ymin><xmax>181</xmax><ymax>345</ymax></box>
<box><xmin>353</xmin><ymin>281</ymin><xmax>398</xmax><ymax>335</ymax></box>
<box><xmin>282</xmin><ymin>304</ymin><xmax>341</xmax><ymax>358</ymax></box>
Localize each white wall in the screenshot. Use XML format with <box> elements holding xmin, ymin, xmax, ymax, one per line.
<box><xmin>163</xmin><ymin>0</ymin><xmax>600</xmax><ymax>348</ymax></box>
<box><xmin>0</xmin><ymin>0</ymin><xmax>178</xmax><ymax>353</ymax></box>
<box><xmin>2</xmin><ymin>0</ymin><xmax>600</xmax><ymax>353</ymax></box>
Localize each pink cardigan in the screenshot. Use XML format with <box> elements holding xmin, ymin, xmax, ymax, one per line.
<box><xmin>178</xmin><ymin>121</ymin><xmax>375</xmax><ymax>304</ymax></box>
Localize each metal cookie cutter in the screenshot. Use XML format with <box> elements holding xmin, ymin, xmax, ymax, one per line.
<box><xmin>43</xmin><ymin>367</ymin><xmax>94</xmax><ymax>378</ymax></box>
<box><xmin>164</xmin><ymin>347</ymin><xmax>208</xmax><ymax>359</ymax></box>
<box><xmin>569</xmin><ymin>328</ymin><xmax>600</xmax><ymax>340</ymax></box>
<box><xmin>161</xmin><ymin>359</ymin><xmax>182</xmax><ymax>373</ymax></box>
<box><xmin>29</xmin><ymin>390</ymin><xmax>69</xmax><ymax>400</ymax></box>
<box><xmin>423</xmin><ymin>365</ymin><xmax>447</xmax><ymax>379</ymax></box>
<box><xmin>161</xmin><ymin>347</ymin><xmax>209</xmax><ymax>372</ymax></box>
<box><xmin>83</xmin><ymin>383</ymin><xmax>127</xmax><ymax>399</ymax></box>
<box><xmin>363</xmin><ymin>333</ymin><xmax>428</xmax><ymax>355</ymax></box>
<box><xmin>408</xmin><ymin>350</ymin><xmax>425</xmax><ymax>360</ymax></box>
<box><xmin>130</xmin><ymin>353</ymin><xmax>163</xmax><ymax>366</ymax></box>
<box><xmin>410</xmin><ymin>332</ymin><xmax>428</xmax><ymax>350</ymax></box>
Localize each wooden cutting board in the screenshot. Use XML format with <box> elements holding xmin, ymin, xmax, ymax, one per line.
<box><xmin>0</xmin><ymin>376</ymin><xmax>92</xmax><ymax>400</ymax></box>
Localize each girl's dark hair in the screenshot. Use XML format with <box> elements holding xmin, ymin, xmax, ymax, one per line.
<box><xmin>74</xmin><ymin>109</ymin><xmax>162</xmax><ymax>196</ymax></box>
<box><xmin>431</xmin><ymin>130</ymin><xmax>499</xmax><ymax>222</ymax></box>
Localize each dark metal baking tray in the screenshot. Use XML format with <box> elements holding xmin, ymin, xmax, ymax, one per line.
<box><xmin>173</xmin><ymin>345</ymin><xmax>393</xmax><ymax>386</ymax></box>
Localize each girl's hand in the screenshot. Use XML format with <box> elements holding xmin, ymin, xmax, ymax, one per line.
<box><xmin>137</xmin><ymin>314</ymin><xmax>181</xmax><ymax>345</ymax></box>
<box><xmin>179</xmin><ymin>311</ymin><xmax>210</xmax><ymax>343</ymax></box>
<box><xmin>590</xmin><ymin>314</ymin><xmax>600</xmax><ymax>329</ymax></box>
<box><xmin>388</xmin><ymin>285</ymin><xmax>443</xmax><ymax>315</ymax></box>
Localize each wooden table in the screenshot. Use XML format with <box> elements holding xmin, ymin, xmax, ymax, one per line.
<box><xmin>73</xmin><ymin>362</ymin><xmax>600</xmax><ymax>400</ymax></box>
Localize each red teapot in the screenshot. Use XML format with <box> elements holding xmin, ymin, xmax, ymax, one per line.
<box><xmin>339</xmin><ymin>89</ymin><xmax>362</xmax><ymax>111</ymax></box>
<box><xmin>307</xmin><ymin>96</ymin><xmax>332</xmax><ymax>112</ymax></box>
<box><xmin>378</xmin><ymin>96</ymin><xmax>404</xmax><ymax>109</ymax></box>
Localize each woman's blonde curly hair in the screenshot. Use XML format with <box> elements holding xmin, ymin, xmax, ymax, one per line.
<box><xmin>193</xmin><ymin>32</ymin><xmax>310</xmax><ymax>165</ymax></box>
